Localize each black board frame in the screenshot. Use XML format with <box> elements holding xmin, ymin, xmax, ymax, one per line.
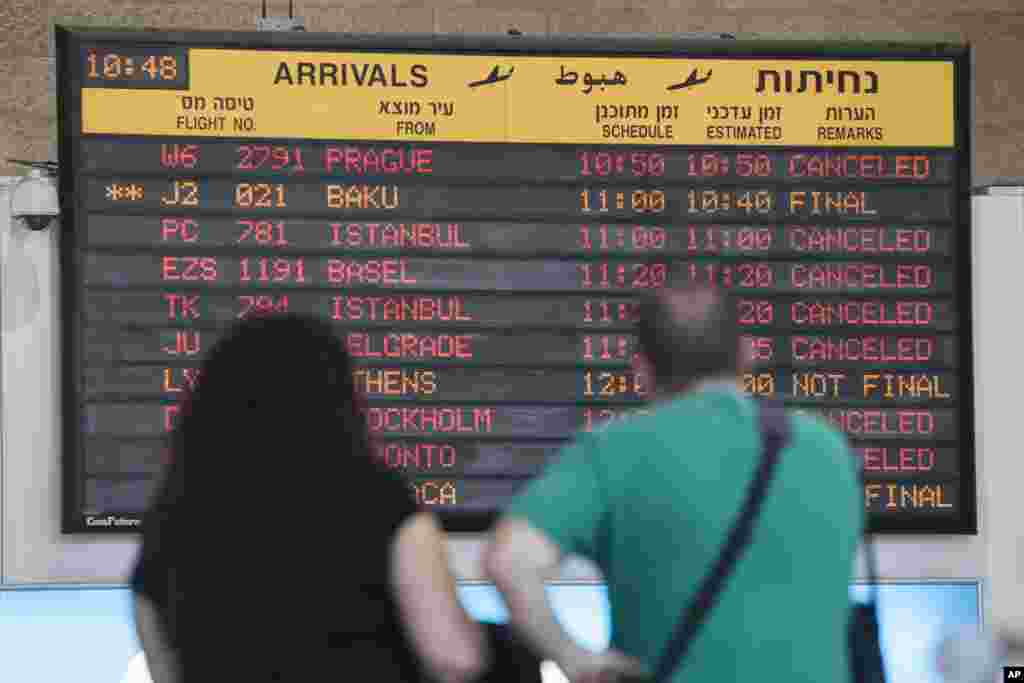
<box><xmin>55</xmin><ymin>27</ymin><xmax>975</xmax><ymax>535</ymax></box>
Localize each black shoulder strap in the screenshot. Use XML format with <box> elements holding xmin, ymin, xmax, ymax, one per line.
<box><xmin>652</xmin><ymin>397</ymin><xmax>790</xmax><ymax>682</ymax></box>
<box><xmin>858</xmin><ymin>467</ymin><xmax>881</xmax><ymax>605</ymax></box>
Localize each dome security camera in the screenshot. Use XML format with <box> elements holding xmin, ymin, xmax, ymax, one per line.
<box><xmin>11</xmin><ymin>168</ymin><xmax>59</xmax><ymax>231</ymax></box>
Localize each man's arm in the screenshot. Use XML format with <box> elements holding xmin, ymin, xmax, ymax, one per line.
<box><xmin>483</xmin><ymin>517</ymin><xmax>593</xmax><ymax>676</ymax></box>
<box><xmin>485</xmin><ymin>436</ymin><xmax>646</xmax><ymax>682</ymax></box>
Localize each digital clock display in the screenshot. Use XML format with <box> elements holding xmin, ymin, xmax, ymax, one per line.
<box><xmin>81</xmin><ymin>46</ymin><xmax>188</xmax><ymax>89</ymax></box>
<box><xmin>56</xmin><ymin>28</ymin><xmax>974</xmax><ymax>535</ymax></box>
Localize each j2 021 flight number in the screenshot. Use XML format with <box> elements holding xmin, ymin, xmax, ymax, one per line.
<box><xmin>234</xmin><ymin>183</ymin><xmax>287</xmax><ymax>208</ymax></box>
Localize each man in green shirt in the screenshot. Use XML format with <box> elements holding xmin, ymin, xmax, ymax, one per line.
<box><xmin>485</xmin><ymin>284</ymin><xmax>863</xmax><ymax>683</ymax></box>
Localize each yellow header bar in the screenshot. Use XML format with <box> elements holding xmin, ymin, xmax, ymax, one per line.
<box><xmin>82</xmin><ymin>49</ymin><xmax>955</xmax><ymax>147</ymax></box>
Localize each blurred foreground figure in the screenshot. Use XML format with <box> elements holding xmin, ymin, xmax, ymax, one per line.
<box><xmin>935</xmin><ymin>627</ymin><xmax>1011</xmax><ymax>683</ymax></box>
<box><xmin>485</xmin><ymin>283</ymin><xmax>863</xmax><ymax>683</ymax></box>
<box><xmin>131</xmin><ymin>313</ymin><xmax>489</xmax><ymax>682</ymax></box>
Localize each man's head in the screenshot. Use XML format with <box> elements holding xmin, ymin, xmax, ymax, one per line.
<box><xmin>633</xmin><ymin>283</ymin><xmax>746</xmax><ymax>395</ymax></box>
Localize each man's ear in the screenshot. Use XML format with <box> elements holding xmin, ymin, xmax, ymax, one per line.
<box><xmin>738</xmin><ymin>335</ymin><xmax>757</xmax><ymax>370</ymax></box>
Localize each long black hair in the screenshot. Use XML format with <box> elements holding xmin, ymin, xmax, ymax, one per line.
<box><xmin>139</xmin><ymin>312</ymin><xmax>402</xmax><ymax>678</ymax></box>
<box><xmin>170</xmin><ymin>311</ymin><xmax>371</xmax><ymax>468</ymax></box>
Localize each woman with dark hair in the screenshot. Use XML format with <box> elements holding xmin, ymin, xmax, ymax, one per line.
<box><xmin>131</xmin><ymin>312</ymin><xmax>490</xmax><ymax>682</ymax></box>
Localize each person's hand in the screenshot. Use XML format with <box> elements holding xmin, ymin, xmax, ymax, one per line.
<box><xmin>560</xmin><ymin>649</ymin><xmax>649</xmax><ymax>683</ymax></box>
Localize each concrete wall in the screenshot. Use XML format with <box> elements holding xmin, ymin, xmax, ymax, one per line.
<box><xmin>0</xmin><ymin>178</ymin><xmax>138</xmax><ymax>585</ymax></box>
<box><xmin>973</xmin><ymin>187</ymin><xmax>1024</xmax><ymax>643</ymax></box>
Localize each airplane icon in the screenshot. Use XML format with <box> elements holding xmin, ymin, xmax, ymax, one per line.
<box><xmin>468</xmin><ymin>65</ymin><xmax>515</xmax><ymax>88</ymax></box>
<box><xmin>667</xmin><ymin>68</ymin><xmax>712</xmax><ymax>91</ymax></box>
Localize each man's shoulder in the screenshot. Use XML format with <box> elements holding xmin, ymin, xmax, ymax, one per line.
<box><xmin>784</xmin><ymin>409</ymin><xmax>860</xmax><ymax>484</ymax></box>
<box><xmin>786</xmin><ymin>408</ymin><xmax>849</xmax><ymax>450</ymax></box>
<box><xmin>584</xmin><ymin>395</ymin><xmax>852</xmax><ymax>457</ymax></box>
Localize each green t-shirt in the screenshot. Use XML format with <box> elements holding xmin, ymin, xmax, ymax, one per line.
<box><xmin>504</xmin><ymin>388</ymin><xmax>862</xmax><ymax>683</ymax></box>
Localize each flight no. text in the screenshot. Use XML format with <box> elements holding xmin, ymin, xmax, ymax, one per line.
<box><xmin>176</xmin><ymin>95</ymin><xmax>256</xmax><ymax>133</ymax></box>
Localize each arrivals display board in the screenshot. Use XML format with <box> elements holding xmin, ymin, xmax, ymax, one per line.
<box><xmin>56</xmin><ymin>28</ymin><xmax>973</xmax><ymax>533</ymax></box>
